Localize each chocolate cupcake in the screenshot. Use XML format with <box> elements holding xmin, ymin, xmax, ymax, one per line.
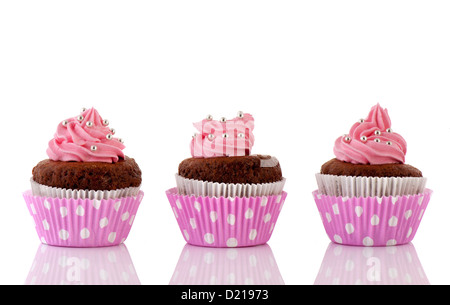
<box><xmin>167</xmin><ymin>112</ymin><xmax>287</xmax><ymax>247</ymax></box>
<box><xmin>24</xmin><ymin>108</ymin><xmax>144</xmax><ymax>247</ymax></box>
<box><xmin>313</xmin><ymin>104</ymin><xmax>432</xmax><ymax>246</ymax></box>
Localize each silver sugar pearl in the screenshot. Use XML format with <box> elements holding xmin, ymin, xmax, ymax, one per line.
<box><xmin>206</xmin><ymin>115</ymin><xmax>213</xmax><ymax>120</ymax></box>
<box><xmin>86</xmin><ymin>121</ymin><xmax>93</xmax><ymax>127</ymax></box>
<box><xmin>374</xmin><ymin>138</ymin><xmax>381</xmax><ymax>143</ymax></box>
<box><xmin>374</xmin><ymin>130</ymin><xmax>381</xmax><ymax>136</ymax></box>
<box><xmin>207</xmin><ymin>134</ymin><xmax>215</xmax><ymax>140</ymax></box>
<box><xmin>220</xmin><ymin>117</ymin><xmax>227</xmax><ymax>123</ymax></box>
<box><xmin>61</xmin><ymin>120</ymin><xmax>68</xmax><ymax>127</ymax></box>
<box><xmin>90</xmin><ymin>145</ymin><xmax>97</xmax><ymax>151</ymax></box>
<box><xmin>359</xmin><ymin>118</ymin><xmax>365</xmax><ymax>123</ymax></box>
<box><xmin>77</xmin><ymin>115</ymin><xmax>84</xmax><ymax>122</ymax></box>
<box><xmin>222</xmin><ymin>133</ymin><xmax>229</xmax><ymax>138</ymax></box>
<box><xmin>238</xmin><ymin>133</ymin><xmax>245</xmax><ymax>138</ymax></box>
<box><xmin>237</xmin><ymin>111</ymin><xmax>244</xmax><ymax>118</ymax></box>
<box><xmin>386</xmin><ymin>128</ymin><xmax>393</xmax><ymax>133</ymax></box>
<box><xmin>118</xmin><ymin>138</ymin><xmax>124</xmax><ymax>143</ymax></box>
<box><xmin>360</xmin><ymin>136</ymin><xmax>367</xmax><ymax>142</ymax></box>
<box><xmin>81</xmin><ymin>107</ymin><xmax>87</xmax><ymax>113</ymax></box>
<box><xmin>344</xmin><ymin>136</ymin><xmax>351</xmax><ymax>142</ymax></box>
<box><xmin>103</xmin><ymin>119</ymin><xmax>109</xmax><ymax>126</ymax></box>
<box><xmin>106</xmin><ymin>134</ymin><xmax>113</xmax><ymax>140</ymax></box>
<box><xmin>387</xmin><ymin>141</ymin><xmax>392</xmax><ymax>146</ymax></box>
<box><xmin>110</xmin><ymin>128</ymin><xmax>116</xmax><ymax>135</ymax></box>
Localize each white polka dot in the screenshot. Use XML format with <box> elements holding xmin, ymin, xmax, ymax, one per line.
<box><xmin>59</xmin><ymin>229</ymin><xmax>69</xmax><ymax>240</ymax></box>
<box><xmin>99</xmin><ymin>217</ymin><xmax>109</xmax><ymax>228</ymax></box>
<box><xmin>99</xmin><ymin>269</ymin><xmax>108</xmax><ymax>281</ymax></box>
<box><xmin>172</xmin><ymin>207</ymin><xmax>178</xmax><ymax>218</ymax></box>
<box><xmin>129</xmin><ymin>215</ymin><xmax>135</xmax><ymax>226</ymax></box>
<box><xmin>406</xmin><ymin>227</ymin><xmax>413</xmax><ymax>238</ymax></box>
<box><xmin>376</xmin><ymin>197</ymin><xmax>383</xmax><ymax>204</ymax></box>
<box><xmin>40</xmin><ymin>237</ymin><xmax>47</xmax><ymax>244</ymax></box>
<box><xmin>183</xmin><ymin>229</ymin><xmax>190</xmax><ymax>241</ymax></box>
<box><xmin>334</xmin><ymin>235</ymin><xmax>342</xmax><ymax>244</ymax></box>
<box><xmin>210</xmin><ymin>211</ymin><xmax>218</xmax><ymax>222</ymax></box>
<box><xmin>121</xmin><ymin>212</ymin><xmax>130</xmax><ymax>221</ymax></box>
<box><xmin>276</xmin><ymin>195</ymin><xmax>282</xmax><ymax>203</ymax></box>
<box><xmin>76</xmin><ymin>205</ymin><xmax>85</xmax><ymax>216</ymax></box>
<box><xmin>249</xmin><ymin>229</ymin><xmax>257</xmax><ymax>240</ymax></box>
<box><xmin>386</xmin><ymin>239</ymin><xmax>397</xmax><ymax>246</ymax></box>
<box><xmin>404</xmin><ymin>210</ymin><xmax>412</xmax><ymax>220</ymax></box>
<box><xmin>245</xmin><ymin>208</ymin><xmax>254</xmax><ymax>219</ymax></box>
<box><xmin>355</xmin><ymin>206</ymin><xmax>363</xmax><ymax>217</ymax></box>
<box><xmin>345</xmin><ymin>223</ymin><xmax>354</xmax><ymax>234</ymax></box>
<box><xmin>261</xmin><ymin>197</ymin><xmax>268</xmax><ymax>206</ymax></box>
<box><xmin>388</xmin><ymin>216</ymin><xmax>398</xmax><ymax>227</ymax></box>
<box><xmin>30</xmin><ymin>204</ymin><xmax>36</xmax><ymax>215</ymax></box>
<box><xmin>325</xmin><ymin>213</ymin><xmax>332</xmax><ymax>223</ymax></box>
<box><xmin>263</xmin><ymin>213</ymin><xmax>271</xmax><ymax>223</ymax></box>
<box><xmin>204</xmin><ymin>233</ymin><xmax>215</xmax><ymax>244</ymax></box>
<box><xmin>190</xmin><ymin>218</ymin><xmax>197</xmax><ymax>229</ymax></box>
<box><xmin>108</xmin><ymin>232</ymin><xmax>117</xmax><ymax>243</ymax></box>
<box><xmin>194</xmin><ymin>201</ymin><xmax>201</xmax><ymax>212</ymax></box>
<box><xmin>269</xmin><ymin>223</ymin><xmax>274</xmax><ymax>233</ymax></box>
<box><xmin>362</xmin><ymin>237</ymin><xmax>374</xmax><ymax>247</ymax></box>
<box><xmin>80</xmin><ymin>228</ymin><xmax>90</xmax><ymax>239</ymax></box>
<box><xmin>60</xmin><ymin>207</ymin><xmax>68</xmax><ymax>218</ymax></box>
<box><xmin>92</xmin><ymin>199</ymin><xmax>101</xmax><ymax>210</ymax></box>
<box><xmin>391</xmin><ymin>196</ymin><xmax>399</xmax><ymax>204</ymax></box>
<box><xmin>371</xmin><ymin>215</ymin><xmax>380</xmax><ymax>226</ymax></box>
<box><xmin>388</xmin><ymin>268</ymin><xmax>399</xmax><ymax>279</ymax></box>
<box><xmin>42</xmin><ymin>219</ymin><xmax>50</xmax><ymax>231</ymax></box>
<box><xmin>419</xmin><ymin>209</ymin><xmax>425</xmax><ymax>220</ymax></box>
<box><xmin>418</xmin><ymin>196</ymin><xmax>424</xmax><ymax>206</ymax></box>
<box><xmin>176</xmin><ymin>199</ymin><xmax>182</xmax><ymax>209</ymax></box>
<box><xmin>227</xmin><ymin>238</ymin><xmax>238</xmax><ymax>247</ymax></box>
<box><xmin>227</xmin><ymin>214</ymin><xmax>236</xmax><ymax>225</ymax></box>
<box><xmin>332</xmin><ymin>204</ymin><xmax>339</xmax><ymax>215</ymax></box>
<box><xmin>114</xmin><ymin>201</ymin><xmax>121</xmax><ymax>212</ymax></box>
<box><xmin>43</xmin><ymin>200</ymin><xmax>51</xmax><ymax>210</ymax></box>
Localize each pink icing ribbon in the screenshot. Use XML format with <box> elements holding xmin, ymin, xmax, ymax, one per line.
<box><xmin>333</xmin><ymin>104</ymin><xmax>407</xmax><ymax>165</ymax></box>
<box><xmin>190</xmin><ymin>113</ymin><xmax>255</xmax><ymax>157</ymax></box>
<box><xmin>47</xmin><ymin>108</ymin><xmax>125</xmax><ymax>163</ymax></box>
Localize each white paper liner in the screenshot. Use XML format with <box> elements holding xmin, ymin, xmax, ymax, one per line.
<box><xmin>175</xmin><ymin>174</ymin><xmax>286</xmax><ymax>198</ymax></box>
<box><xmin>30</xmin><ymin>178</ymin><xmax>141</xmax><ymax>200</ymax></box>
<box><xmin>315</xmin><ymin>173</ymin><xmax>427</xmax><ymax>198</ymax></box>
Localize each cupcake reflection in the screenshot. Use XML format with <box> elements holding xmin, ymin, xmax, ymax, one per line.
<box><xmin>314</xmin><ymin>243</ymin><xmax>429</xmax><ymax>285</ymax></box>
<box><xmin>25</xmin><ymin>244</ymin><xmax>140</xmax><ymax>285</ymax></box>
<box><xmin>170</xmin><ymin>244</ymin><xmax>284</xmax><ymax>285</ymax></box>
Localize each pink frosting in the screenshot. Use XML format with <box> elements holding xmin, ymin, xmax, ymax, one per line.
<box><xmin>47</xmin><ymin>108</ymin><xmax>125</xmax><ymax>163</ymax></box>
<box><xmin>333</xmin><ymin>104</ymin><xmax>407</xmax><ymax>165</ymax></box>
<box><xmin>190</xmin><ymin>113</ymin><xmax>255</xmax><ymax>157</ymax></box>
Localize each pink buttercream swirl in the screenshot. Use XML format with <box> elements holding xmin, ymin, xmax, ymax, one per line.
<box><xmin>191</xmin><ymin>113</ymin><xmax>255</xmax><ymax>157</ymax></box>
<box><xmin>333</xmin><ymin>104</ymin><xmax>407</xmax><ymax>165</ymax></box>
<box><xmin>47</xmin><ymin>108</ymin><xmax>125</xmax><ymax>163</ymax></box>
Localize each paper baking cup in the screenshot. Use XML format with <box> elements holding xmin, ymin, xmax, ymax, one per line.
<box><xmin>169</xmin><ymin>244</ymin><xmax>284</xmax><ymax>285</ymax></box>
<box><xmin>30</xmin><ymin>178</ymin><xmax>141</xmax><ymax>200</ymax></box>
<box><xmin>175</xmin><ymin>174</ymin><xmax>286</xmax><ymax>198</ymax></box>
<box><xmin>23</xmin><ymin>190</ymin><xmax>144</xmax><ymax>247</ymax></box>
<box><xmin>313</xmin><ymin>189</ymin><xmax>432</xmax><ymax>247</ymax></box>
<box><xmin>314</xmin><ymin>242</ymin><xmax>429</xmax><ymax>285</ymax></box>
<box><xmin>25</xmin><ymin>243</ymin><xmax>140</xmax><ymax>285</ymax></box>
<box><xmin>166</xmin><ymin>188</ymin><xmax>287</xmax><ymax>248</ymax></box>
<box><xmin>316</xmin><ymin>174</ymin><xmax>427</xmax><ymax>198</ymax></box>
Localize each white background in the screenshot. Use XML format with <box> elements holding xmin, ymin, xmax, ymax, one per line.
<box><xmin>1</xmin><ymin>0</ymin><xmax>450</xmax><ymax>285</ymax></box>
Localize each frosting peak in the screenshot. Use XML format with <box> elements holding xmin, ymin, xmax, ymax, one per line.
<box><xmin>47</xmin><ymin>108</ymin><xmax>125</xmax><ymax>163</ymax></box>
<box><xmin>191</xmin><ymin>112</ymin><xmax>255</xmax><ymax>157</ymax></box>
<box><xmin>333</xmin><ymin>104</ymin><xmax>407</xmax><ymax>165</ymax></box>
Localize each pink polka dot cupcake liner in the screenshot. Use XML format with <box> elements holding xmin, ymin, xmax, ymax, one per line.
<box><xmin>166</xmin><ymin>188</ymin><xmax>287</xmax><ymax>248</ymax></box>
<box><xmin>313</xmin><ymin>189</ymin><xmax>432</xmax><ymax>247</ymax></box>
<box><xmin>23</xmin><ymin>190</ymin><xmax>144</xmax><ymax>247</ymax></box>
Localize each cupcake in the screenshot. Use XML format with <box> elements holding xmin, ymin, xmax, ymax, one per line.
<box><xmin>313</xmin><ymin>104</ymin><xmax>432</xmax><ymax>246</ymax></box>
<box><xmin>166</xmin><ymin>112</ymin><xmax>287</xmax><ymax>248</ymax></box>
<box><xmin>23</xmin><ymin>108</ymin><xmax>143</xmax><ymax>247</ymax></box>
